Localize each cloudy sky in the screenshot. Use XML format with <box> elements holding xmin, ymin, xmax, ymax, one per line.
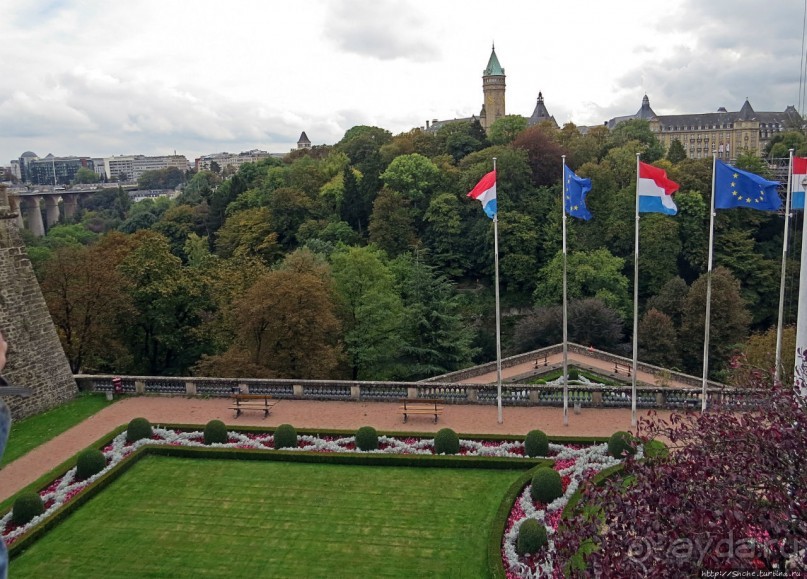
<box><xmin>1</xmin><ymin>0</ymin><xmax>805</xmax><ymax>165</ymax></box>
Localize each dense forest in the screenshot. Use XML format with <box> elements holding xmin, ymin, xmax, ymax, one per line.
<box><xmin>18</xmin><ymin>118</ymin><xmax>807</xmax><ymax>385</ymax></box>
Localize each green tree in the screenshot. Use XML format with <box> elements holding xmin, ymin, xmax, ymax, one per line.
<box><xmin>765</xmin><ymin>130</ymin><xmax>807</xmax><ymax>158</ymax></box>
<box><xmin>118</xmin><ymin>231</ymin><xmax>216</xmax><ymax>374</ymax></box>
<box><xmin>512</xmin><ymin>299</ymin><xmax>624</xmax><ymax>352</ymax></box>
<box><xmin>638</xmin><ymin>308</ymin><xmax>681</xmax><ymax>369</ymax></box>
<box><xmin>533</xmin><ymin>248</ymin><xmax>631</xmax><ymax>318</ymax></box>
<box><xmin>605</xmin><ymin>119</ymin><xmax>665</xmax><ymax>162</ymax></box>
<box><xmin>389</xmin><ymin>253</ymin><xmax>475</xmax><ymax>378</ymax></box>
<box><xmin>340</xmin><ymin>164</ymin><xmax>370</xmax><ymax>235</ymax></box>
<box><xmin>330</xmin><ymin>245</ymin><xmax>404</xmax><ymax>379</ymax></box>
<box><xmin>215</xmin><ymin>207</ymin><xmax>281</xmax><ymax>264</ymax></box>
<box><xmin>488</xmin><ymin>115</ymin><xmax>528</xmax><ymax>145</ymax></box>
<box><xmin>368</xmin><ymin>189</ymin><xmax>418</xmax><ymax>258</ymax></box>
<box><xmin>266</xmin><ymin>187</ymin><xmax>313</xmax><ymax>249</ymax></box>
<box><xmin>679</xmin><ymin>266</ymin><xmax>751</xmax><ymax>376</ymax></box>
<box><xmin>666</xmin><ymin>139</ymin><xmax>687</xmax><ymax>163</ymax></box>
<box><xmin>637</xmin><ymin>214</ymin><xmax>682</xmax><ymax>298</ymax></box>
<box><xmin>646</xmin><ymin>276</ymin><xmax>689</xmax><ymax>327</ymax></box>
<box><xmin>380</xmin><ymin>153</ymin><xmax>441</xmax><ymax>213</ymax></box>
<box><xmin>423</xmin><ymin>192</ymin><xmax>465</xmax><ymax>277</ymax></box>
<box><xmin>72</xmin><ymin>167</ymin><xmax>99</xmax><ymax>184</ymax></box>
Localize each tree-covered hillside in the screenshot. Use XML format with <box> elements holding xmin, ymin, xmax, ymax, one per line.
<box><xmin>23</xmin><ymin>119</ymin><xmax>803</xmax><ymax>384</ymax></box>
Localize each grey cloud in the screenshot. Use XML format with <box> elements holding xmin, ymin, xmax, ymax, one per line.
<box><xmin>324</xmin><ymin>0</ymin><xmax>440</xmax><ymax>62</ymax></box>
<box><xmin>611</xmin><ymin>1</ymin><xmax>805</xmax><ymax>115</ymax></box>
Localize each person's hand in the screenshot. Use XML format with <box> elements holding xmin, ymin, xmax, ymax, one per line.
<box><xmin>0</xmin><ymin>331</ymin><xmax>6</xmax><ymax>372</ymax></box>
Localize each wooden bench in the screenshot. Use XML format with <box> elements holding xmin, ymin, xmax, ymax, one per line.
<box><xmin>533</xmin><ymin>354</ymin><xmax>548</xmax><ymax>368</ymax></box>
<box><xmin>228</xmin><ymin>394</ymin><xmax>277</xmax><ymax>418</ymax></box>
<box><xmin>614</xmin><ymin>362</ymin><xmax>632</xmax><ymax>376</ymax></box>
<box><xmin>398</xmin><ymin>398</ymin><xmax>444</xmax><ymax>423</ymax></box>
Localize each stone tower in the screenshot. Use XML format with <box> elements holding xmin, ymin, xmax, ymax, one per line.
<box><xmin>481</xmin><ymin>45</ymin><xmax>506</xmax><ymax>132</ymax></box>
<box><xmin>0</xmin><ymin>186</ymin><xmax>76</xmax><ymax>420</ymax></box>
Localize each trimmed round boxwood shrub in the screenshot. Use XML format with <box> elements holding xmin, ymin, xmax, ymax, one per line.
<box><xmin>355</xmin><ymin>426</ymin><xmax>378</xmax><ymax>451</ymax></box>
<box><xmin>76</xmin><ymin>448</ymin><xmax>106</xmax><ymax>480</ymax></box>
<box><xmin>643</xmin><ymin>439</ymin><xmax>669</xmax><ymax>460</ymax></box>
<box><xmin>524</xmin><ymin>429</ymin><xmax>549</xmax><ymax>457</ymax></box>
<box><xmin>530</xmin><ymin>466</ymin><xmax>563</xmax><ymax>503</ymax></box>
<box><xmin>274</xmin><ymin>424</ymin><xmax>298</xmax><ymax>449</ymax></box>
<box><xmin>203</xmin><ymin>419</ymin><xmax>228</xmax><ymax>445</ymax></box>
<box><xmin>126</xmin><ymin>417</ymin><xmax>153</xmax><ymax>443</ymax></box>
<box><xmin>434</xmin><ymin>428</ymin><xmax>460</xmax><ymax>455</ymax></box>
<box><xmin>608</xmin><ymin>431</ymin><xmax>637</xmax><ymax>458</ymax></box>
<box><xmin>567</xmin><ymin>368</ymin><xmax>579</xmax><ymax>381</ymax></box>
<box><xmin>516</xmin><ymin>518</ymin><xmax>548</xmax><ymax>555</ymax></box>
<box><xmin>12</xmin><ymin>492</ymin><xmax>45</xmax><ymax>526</ymax></box>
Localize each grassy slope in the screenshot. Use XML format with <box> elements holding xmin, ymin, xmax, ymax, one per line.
<box><xmin>11</xmin><ymin>456</ymin><xmax>520</xmax><ymax>578</ymax></box>
<box><xmin>2</xmin><ymin>394</ymin><xmax>112</xmax><ymax>466</ymax></box>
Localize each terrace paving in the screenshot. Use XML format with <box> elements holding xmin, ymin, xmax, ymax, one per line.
<box><xmin>0</xmin><ymin>394</ymin><xmax>679</xmax><ymax>503</ymax></box>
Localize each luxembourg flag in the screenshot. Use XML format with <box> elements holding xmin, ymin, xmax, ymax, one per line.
<box><xmin>791</xmin><ymin>157</ymin><xmax>807</xmax><ymax>211</ymax></box>
<box><xmin>638</xmin><ymin>161</ymin><xmax>679</xmax><ymax>215</ymax></box>
<box><xmin>467</xmin><ymin>170</ymin><xmax>497</xmax><ymax>219</ymax></box>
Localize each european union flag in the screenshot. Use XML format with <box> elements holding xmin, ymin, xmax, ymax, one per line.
<box><xmin>564</xmin><ymin>165</ymin><xmax>592</xmax><ymax>220</ymax></box>
<box><xmin>714</xmin><ymin>160</ymin><xmax>781</xmax><ymax>211</ymax></box>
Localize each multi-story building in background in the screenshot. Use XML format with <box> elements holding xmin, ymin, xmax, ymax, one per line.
<box><xmin>195</xmin><ymin>149</ymin><xmax>278</xmax><ymax>172</ymax></box>
<box><xmin>25</xmin><ymin>154</ymin><xmax>95</xmax><ymax>185</ymax></box>
<box><xmin>103</xmin><ymin>154</ymin><xmax>189</xmax><ymax>181</ymax></box>
<box><xmin>607</xmin><ymin>96</ymin><xmax>801</xmax><ymax>160</ymax></box>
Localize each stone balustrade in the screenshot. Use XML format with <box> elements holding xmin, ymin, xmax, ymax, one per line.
<box><xmin>73</xmin><ymin>374</ymin><xmax>763</xmax><ymax>410</ymax></box>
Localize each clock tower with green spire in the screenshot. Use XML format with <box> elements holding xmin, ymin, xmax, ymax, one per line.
<box><xmin>481</xmin><ymin>44</ymin><xmax>506</xmax><ymax>132</ymax></box>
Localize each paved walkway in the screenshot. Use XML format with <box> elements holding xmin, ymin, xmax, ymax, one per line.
<box><xmin>0</xmin><ymin>396</ymin><xmax>674</xmax><ymax>503</ymax></box>
<box><xmin>464</xmin><ymin>351</ymin><xmax>693</xmax><ymax>388</ymax></box>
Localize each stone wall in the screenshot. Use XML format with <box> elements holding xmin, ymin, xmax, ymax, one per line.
<box><xmin>0</xmin><ymin>190</ymin><xmax>76</xmax><ymax>419</ymax></box>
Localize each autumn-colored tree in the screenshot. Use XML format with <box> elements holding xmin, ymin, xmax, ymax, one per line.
<box><xmin>512</xmin><ymin>125</ymin><xmax>567</xmax><ymax>187</ymax></box>
<box><xmin>198</xmin><ymin>269</ymin><xmax>343</xmax><ymax>378</ymax></box>
<box><xmin>40</xmin><ymin>239</ymin><xmax>134</xmax><ymax>372</ymax></box>
<box><xmin>729</xmin><ymin>325</ymin><xmax>796</xmax><ymax>388</ymax></box>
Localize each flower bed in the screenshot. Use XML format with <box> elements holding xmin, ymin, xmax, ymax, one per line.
<box><xmin>1</xmin><ymin>425</ymin><xmax>629</xmax><ymax>570</ymax></box>
<box><xmin>501</xmin><ymin>443</ymin><xmax>640</xmax><ymax>578</ymax></box>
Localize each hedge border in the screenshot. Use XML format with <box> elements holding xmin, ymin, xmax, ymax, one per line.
<box><xmin>4</xmin><ymin>422</ymin><xmax>605</xmax><ymax>565</ymax></box>
<box><xmin>150</xmin><ymin>422</ymin><xmax>610</xmax><ymax>445</ymax></box>
<box><xmin>486</xmin><ymin>463</ymin><xmax>549</xmax><ymax>579</ymax></box>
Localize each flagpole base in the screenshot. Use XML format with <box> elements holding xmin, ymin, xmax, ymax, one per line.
<box><xmin>497</xmin><ymin>397</ymin><xmax>503</xmax><ymax>424</ymax></box>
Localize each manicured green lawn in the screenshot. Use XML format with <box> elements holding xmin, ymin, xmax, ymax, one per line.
<box><xmin>11</xmin><ymin>456</ymin><xmax>519</xmax><ymax>578</ymax></box>
<box><xmin>2</xmin><ymin>394</ymin><xmax>113</xmax><ymax>466</ymax></box>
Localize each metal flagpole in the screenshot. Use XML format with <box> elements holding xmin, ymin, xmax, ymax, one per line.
<box><xmin>562</xmin><ymin>155</ymin><xmax>569</xmax><ymax>426</ymax></box>
<box><xmin>775</xmin><ymin>150</ymin><xmax>794</xmax><ymax>385</ymax></box>
<box><xmin>631</xmin><ymin>153</ymin><xmax>641</xmax><ymax>427</ymax></box>
<box><xmin>702</xmin><ymin>155</ymin><xmax>718</xmax><ymax>412</ymax></box>
<box><xmin>493</xmin><ymin>157</ymin><xmax>503</xmax><ymax>424</ymax></box>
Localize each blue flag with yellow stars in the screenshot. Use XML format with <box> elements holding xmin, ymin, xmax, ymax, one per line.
<box><xmin>714</xmin><ymin>160</ymin><xmax>781</xmax><ymax>211</ymax></box>
<box><xmin>564</xmin><ymin>165</ymin><xmax>592</xmax><ymax>220</ymax></box>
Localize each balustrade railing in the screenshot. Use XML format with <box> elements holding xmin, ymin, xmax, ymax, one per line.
<box><xmin>73</xmin><ymin>374</ymin><xmax>761</xmax><ymax>411</ymax></box>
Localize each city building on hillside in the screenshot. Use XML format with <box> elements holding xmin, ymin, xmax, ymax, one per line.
<box><xmin>425</xmin><ymin>46</ymin><xmax>557</xmax><ymax>133</ymax></box>
<box><xmin>102</xmin><ymin>154</ymin><xmax>189</xmax><ymax>182</ymax></box>
<box><xmin>195</xmin><ymin>149</ymin><xmax>278</xmax><ymax>172</ymax></box>
<box><xmin>606</xmin><ymin>95</ymin><xmax>801</xmax><ymax>160</ymax></box>
<box><xmin>25</xmin><ymin>154</ymin><xmax>96</xmax><ymax>186</ymax></box>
